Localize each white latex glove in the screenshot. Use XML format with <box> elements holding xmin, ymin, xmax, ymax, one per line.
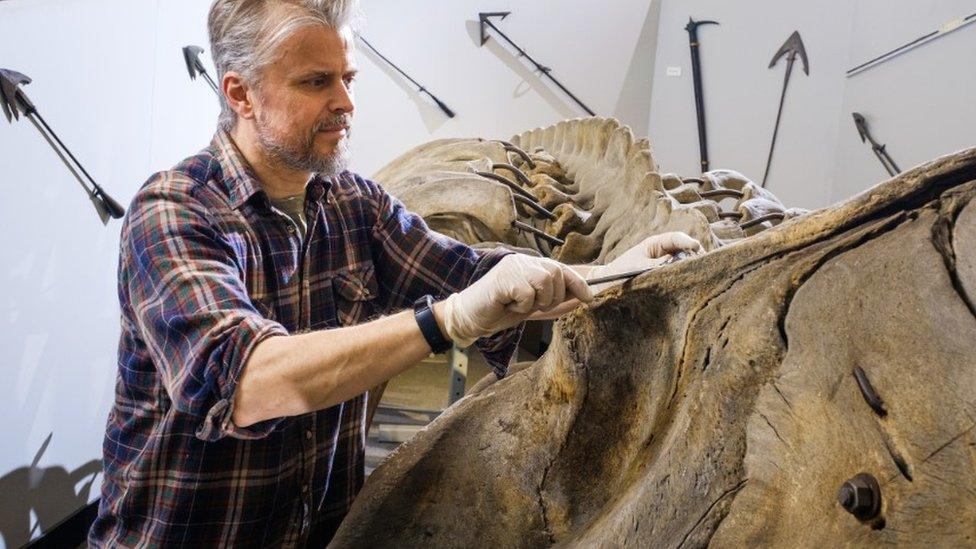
<box><xmin>589</xmin><ymin>232</ymin><xmax>704</xmax><ymax>292</ymax></box>
<box><xmin>443</xmin><ymin>254</ymin><xmax>594</xmax><ymax>347</ymax></box>
<box><xmin>639</xmin><ymin>232</ymin><xmax>706</xmax><ymax>259</ymax></box>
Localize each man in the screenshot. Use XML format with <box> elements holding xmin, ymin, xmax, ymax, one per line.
<box><xmin>89</xmin><ymin>0</ymin><xmax>702</xmax><ymax>546</ymax></box>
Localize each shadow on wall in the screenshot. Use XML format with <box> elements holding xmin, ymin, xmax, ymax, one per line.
<box><xmin>0</xmin><ymin>433</ymin><xmax>100</xmax><ymax>548</ymax></box>
<box><xmin>613</xmin><ymin>0</ymin><xmax>663</xmax><ymax>138</ymax></box>
<box><xmin>358</xmin><ymin>38</ymin><xmax>451</xmax><ymax>134</ymax></box>
<box><xmin>464</xmin><ymin>19</ymin><xmax>582</xmax><ymax>120</ymax></box>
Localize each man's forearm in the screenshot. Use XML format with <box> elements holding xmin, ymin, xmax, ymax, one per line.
<box><xmin>233</xmin><ymin>303</ymin><xmax>447</xmax><ymax>428</ymax></box>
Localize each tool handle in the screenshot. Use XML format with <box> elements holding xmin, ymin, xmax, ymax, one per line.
<box><xmin>688</xmin><ymin>44</ymin><xmax>709</xmax><ymax>172</ymax></box>
<box><xmin>430</xmin><ymin>94</ymin><xmax>456</xmax><ymax>118</ymax></box>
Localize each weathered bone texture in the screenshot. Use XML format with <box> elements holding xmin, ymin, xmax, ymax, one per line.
<box><xmin>335</xmin><ymin>147</ymin><xmax>976</xmax><ymax>547</ymax></box>
<box><xmin>373</xmin><ymin>118</ymin><xmax>802</xmax><ymax>265</ymax></box>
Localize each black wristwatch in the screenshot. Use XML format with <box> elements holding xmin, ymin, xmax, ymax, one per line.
<box><xmin>413</xmin><ymin>295</ymin><xmax>453</xmax><ymax>353</ymax></box>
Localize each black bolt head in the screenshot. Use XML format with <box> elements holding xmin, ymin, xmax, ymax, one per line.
<box><xmin>837</xmin><ymin>484</ymin><xmax>856</xmax><ymax>508</ymax></box>
<box><xmin>837</xmin><ymin>473</ymin><xmax>882</xmax><ymax>522</ymax></box>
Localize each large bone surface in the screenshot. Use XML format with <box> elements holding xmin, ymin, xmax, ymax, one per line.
<box><xmin>372</xmin><ymin>118</ymin><xmax>792</xmax><ymax>261</ymax></box>
<box><xmin>335</xmin><ymin>147</ymin><xmax>976</xmax><ymax>547</ymax></box>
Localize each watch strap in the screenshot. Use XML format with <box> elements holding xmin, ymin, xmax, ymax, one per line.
<box><xmin>413</xmin><ymin>295</ymin><xmax>452</xmax><ymax>353</ymax></box>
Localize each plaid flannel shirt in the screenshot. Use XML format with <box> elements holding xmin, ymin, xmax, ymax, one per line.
<box><xmin>89</xmin><ymin>130</ymin><xmax>522</xmax><ymax>547</ymax></box>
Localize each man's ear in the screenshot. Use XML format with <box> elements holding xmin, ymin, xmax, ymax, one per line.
<box><xmin>223</xmin><ymin>71</ymin><xmax>256</xmax><ymax>122</ymax></box>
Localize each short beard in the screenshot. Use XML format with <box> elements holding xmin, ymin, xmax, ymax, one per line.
<box><xmin>256</xmin><ymin>113</ymin><xmax>351</xmax><ymax>177</ymax></box>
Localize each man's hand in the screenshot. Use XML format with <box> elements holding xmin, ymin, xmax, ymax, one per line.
<box><xmin>441</xmin><ymin>254</ymin><xmax>594</xmax><ymax>347</ymax></box>
<box><xmin>618</xmin><ymin>232</ymin><xmax>705</xmax><ymax>264</ymax></box>
<box><xmin>589</xmin><ymin>232</ymin><xmax>704</xmax><ymax>292</ymax></box>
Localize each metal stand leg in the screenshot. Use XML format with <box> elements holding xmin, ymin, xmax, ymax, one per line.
<box><xmin>448</xmin><ymin>345</ymin><xmax>469</xmax><ymax>405</ymax></box>
<box><xmin>378</xmin><ymin>346</ymin><xmax>469</xmax><ymax>444</ymax></box>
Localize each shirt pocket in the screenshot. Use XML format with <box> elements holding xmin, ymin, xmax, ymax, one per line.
<box><xmin>332</xmin><ymin>261</ymin><xmax>380</xmax><ymax>326</ymax></box>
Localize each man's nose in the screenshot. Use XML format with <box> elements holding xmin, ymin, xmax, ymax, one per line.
<box><xmin>330</xmin><ymin>82</ymin><xmax>354</xmax><ymax>115</ymax></box>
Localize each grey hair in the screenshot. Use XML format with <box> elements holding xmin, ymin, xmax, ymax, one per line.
<box><xmin>208</xmin><ymin>0</ymin><xmax>359</xmax><ymax>132</ymax></box>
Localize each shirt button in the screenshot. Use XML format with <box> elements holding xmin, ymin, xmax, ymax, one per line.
<box><xmin>305</xmin><ymin>430</ymin><xmax>313</xmax><ymax>440</ymax></box>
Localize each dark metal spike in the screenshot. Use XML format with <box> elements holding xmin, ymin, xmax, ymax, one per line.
<box><xmin>739</xmin><ymin>212</ymin><xmax>785</xmax><ymax>229</ymax></box>
<box><xmin>182</xmin><ymin>45</ymin><xmax>206</xmax><ymax>80</ymax></box>
<box><xmin>3</xmin><ymin>72</ymin><xmax>127</xmax><ymax>222</ymax></box>
<box><xmin>770</xmin><ymin>31</ymin><xmax>810</xmax><ymax>75</ymax></box>
<box><xmin>700</xmin><ymin>189</ymin><xmax>744</xmax><ymax>200</ymax></box>
<box><xmin>94</xmin><ymin>187</ymin><xmax>127</xmax><ymax>220</ymax></box>
<box><xmin>685</xmin><ymin>17</ymin><xmax>719</xmax><ymax>33</ymax></box>
<box><xmin>0</xmin><ymin>68</ymin><xmax>33</xmax><ymax>123</ymax></box>
<box><xmin>512</xmin><ymin>220</ymin><xmax>564</xmax><ymax>247</ymax></box>
<box><xmin>513</xmin><ymin>194</ymin><xmax>556</xmax><ymax>221</ymax></box>
<box><xmin>762</xmin><ymin>31</ymin><xmax>811</xmax><ymax>187</ymax></box>
<box><xmin>492</xmin><ymin>162</ymin><xmax>534</xmax><ymax>188</ymax></box>
<box><xmin>853</xmin><ymin>366</ymin><xmax>888</xmax><ymax>417</ymax></box>
<box><xmin>497</xmin><ymin>141</ymin><xmax>537</xmax><ymax>169</ymax></box>
<box><xmin>852</xmin><ymin>112</ymin><xmax>869</xmax><ymax>143</ymax></box>
<box><xmin>475</xmin><ymin>170</ymin><xmax>540</xmax><ymax>204</ymax></box>
<box><xmin>479</xmin><ymin>12</ymin><xmax>510</xmax><ymax>46</ymax></box>
<box><xmin>355</xmin><ymin>33</ymin><xmax>455</xmax><ymax>118</ymax></box>
<box><xmin>478</xmin><ymin>11</ymin><xmax>595</xmax><ymax>115</ymax></box>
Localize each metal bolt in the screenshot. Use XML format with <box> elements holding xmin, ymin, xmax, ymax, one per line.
<box><xmin>837</xmin><ymin>473</ymin><xmax>882</xmax><ymax>522</ymax></box>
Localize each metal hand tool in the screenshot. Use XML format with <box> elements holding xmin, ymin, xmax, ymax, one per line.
<box><xmin>587</xmin><ymin>252</ymin><xmax>691</xmax><ymax>286</ymax></box>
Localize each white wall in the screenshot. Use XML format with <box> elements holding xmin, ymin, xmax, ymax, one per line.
<box><xmin>648</xmin><ymin>0</ymin><xmax>976</xmax><ymax>210</ymax></box>
<box><xmin>0</xmin><ymin>0</ymin><xmax>661</xmax><ymax>545</ymax></box>
<box><xmin>648</xmin><ymin>0</ymin><xmax>856</xmax><ymax>208</ymax></box>
<box><xmin>830</xmin><ymin>0</ymin><xmax>976</xmax><ymax>204</ymax></box>
<box><xmin>2</xmin><ymin>1</ymin><xmax>973</xmax><ymax>545</ymax></box>
<box><xmin>0</xmin><ymin>1</ymin><xmax>156</xmax><ymax>546</ymax></box>
<box><xmin>350</xmin><ymin>0</ymin><xmax>664</xmax><ymax>176</ymax></box>
<box><xmin>145</xmin><ymin>0</ymin><xmax>667</xmax><ymax>178</ymax></box>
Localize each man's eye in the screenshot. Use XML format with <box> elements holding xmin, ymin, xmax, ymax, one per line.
<box><xmin>307</xmin><ymin>78</ymin><xmax>327</xmax><ymax>88</ymax></box>
<box><xmin>343</xmin><ymin>76</ymin><xmax>356</xmax><ymax>87</ymax></box>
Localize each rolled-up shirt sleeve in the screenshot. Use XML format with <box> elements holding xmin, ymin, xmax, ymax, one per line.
<box><xmin>123</xmin><ymin>179</ymin><xmax>289</xmax><ymax>441</ymax></box>
<box><xmin>354</xmin><ymin>174</ymin><xmax>524</xmax><ymax>377</ymax></box>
